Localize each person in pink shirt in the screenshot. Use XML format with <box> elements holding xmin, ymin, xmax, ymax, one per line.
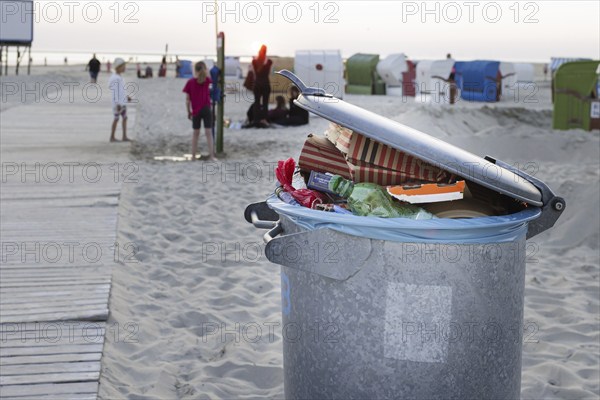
<box><xmin>182</xmin><ymin>62</ymin><xmax>217</xmax><ymax>161</ymax></box>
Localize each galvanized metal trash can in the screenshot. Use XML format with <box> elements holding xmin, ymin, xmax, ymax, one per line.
<box><xmin>245</xmin><ymin>71</ymin><xmax>565</xmax><ymax>400</ymax></box>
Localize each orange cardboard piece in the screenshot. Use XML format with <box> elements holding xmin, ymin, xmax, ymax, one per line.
<box><xmin>387</xmin><ymin>181</ymin><xmax>466</xmax><ymax>204</ymax></box>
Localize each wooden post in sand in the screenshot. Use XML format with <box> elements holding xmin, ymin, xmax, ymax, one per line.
<box><xmin>216</xmin><ymin>32</ymin><xmax>225</xmax><ymax>154</ymax></box>
<box><xmin>27</xmin><ymin>45</ymin><xmax>31</xmax><ymax>75</ymax></box>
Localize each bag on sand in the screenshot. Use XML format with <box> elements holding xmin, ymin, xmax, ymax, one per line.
<box><xmin>244</xmin><ymin>69</ymin><xmax>255</xmax><ymax>91</ymax></box>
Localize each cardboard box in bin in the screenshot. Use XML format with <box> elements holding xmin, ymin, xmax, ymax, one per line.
<box><xmin>326</xmin><ymin>123</ymin><xmax>452</xmax><ymax>184</ymax></box>
<box><xmin>348</xmin><ymin>159</ymin><xmax>426</xmax><ymax>186</ymax></box>
<box><xmin>298</xmin><ymin>135</ymin><xmax>352</xmax><ymax>179</ymax></box>
<box><xmin>299</xmin><ymin>133</ymin><xmax>434</xmax><ymax>187</ymax></box>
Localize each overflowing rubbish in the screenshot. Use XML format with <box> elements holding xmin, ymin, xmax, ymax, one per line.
<box><xmin>275</xmin><ymin>123</ymin><xmax>512</xmax><ymax>220</ymax></box>
<box><xmin>264</xmin><ymin>70</ymin><xmax>567</xmax><ymax>223</ymax></box>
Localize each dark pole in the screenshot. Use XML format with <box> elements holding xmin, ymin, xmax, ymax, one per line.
<box><xmin>16</xmin><ymin>46</ymin><xmax>20</xmax><ymax>75</ymax></box>
<box><xmin>0</xmin><ymin>46</ymin><xmax>3</xmax><ymax>77</ymax></box>
<box><xmin>27</xmin><ymin>46</ymin><xmax>31</xmax><ymax>75</ymax></box>
<box><xmin>216</xmin><ymin>32</ymin><xmax>225</xmax><ymax>154</ymax></box>
<box><xmin>5</xmin><ymin>47</ymin><xmax>9</xmax><ymax>76</ymax></box>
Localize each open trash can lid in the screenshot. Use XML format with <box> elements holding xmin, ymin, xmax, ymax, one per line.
<box><xmin>277</xmin><ymin>70</ymin><xmax>543</xmax><ymax>207</ymax></box>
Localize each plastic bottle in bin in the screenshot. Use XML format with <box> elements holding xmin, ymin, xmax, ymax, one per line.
<box><xmin>328</xmin><ymin>175</ymin><xmax>434</xmax><ymax>219</ymax></box>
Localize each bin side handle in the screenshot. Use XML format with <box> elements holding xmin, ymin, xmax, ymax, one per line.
<box><xmin>251</xmin><ymin>211</ymin><xmax>277</xmax><ymax>229</ymax></box>
<box><xmin>485</xmin><ymin>156</ymin><xmax>566</xmax><ymax>239</ymax></box>
<box><xmin>245</xmin><ymin>202</ymin><xmax>279</xmax><ymax>228</ymax></box>
<box><xmin>263</xmin><ymin>223</ymin><xmax>283</xmax><ymax>243</ymax></box>
<box><xmin>265</xmin><ymin>228</ymin><xmax>372</xmax><ymax>281</ymax></box>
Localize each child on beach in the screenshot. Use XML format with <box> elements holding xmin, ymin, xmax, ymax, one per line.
<box><xmin>182</xmin><ymin>62</ymin><xmax>217</xmax><ymax>161</ymax></box>
<box><xmin>108</xmin><ymin>58</ymin><xmax>131</xmax><ymax>142</ymax></box>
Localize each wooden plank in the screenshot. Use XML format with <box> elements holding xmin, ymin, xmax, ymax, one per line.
<box><xmin>1</xmin><ymin>331</ymin><xmax>106</xmax><ymax>345</ymax></box>
<box><xmin>1</xmin><ymin>300</ymin><xmax>109</xmax><ymax>310</ymax></box>
<box><xmin>1</xmin><ymin>304</ymin><xmax>109</xmax><ymax>319</ymax></box>
<box><xmin>0</xmin><ymin>309</ymin><xmax>108</xmax><ymax>324</ymax></box>
<box><xmin>1</xmin><ymin>277</ymin><xmax>111</xmax><ymax>285</ymax></box>
<box><xmin>0</xmin><ymin>381</ymin><xmax>98</xmax><ymax>397</ymax></box>
<box><xmin>0</xmin><ymin>371</ymin><xmax>100</xmax><ymax>385</ymax></box>
<box><xmin>2</xmin><ymin>393</ymin><xmax>97</xmax><ymax>400</ymax></box>
<box><xmin>1</xmin><ymin>284</ymin><xmax>111</xmax><ymax>293</ymax></box>
<box><xmin>0</xmin><ymin>102</ymin><xmax>134</xmax><ymax>400</ymax></box>
<box><xmin>1</xmin><ymin>295</ymin><xmax>108</xmax><ymax>306</ymax></box>
<box><xmin>0</xmin><ymin>321</ymin><xmax>106</xmax><ymax>338</ymax></box>
<box><xmin>0</xmin><ymin>322</ymin><xmax>106</xmax><ymax>333</ymax></box>
<box><xmin>0</xmin><ymin>273</ymin><xmax>111</xmax><ymax>281</ymax></box>
<box><xmin>1</xmin><ymin>334</ymin><xmax>103</xmax><ymax>348</ymax></box>
<box><xmin>0</xmin><ymin>343</ymin><xmax>104</xmax><ymax>357</ymax></box>
<box><xmin>1</xmin><ymin>361</ymin><xmax>100</xmax><ymax>376</ymax></box>
<box><xmin>1</xmin><ymin>278</ymin><xmax>111</xmax><ymax>288</ymax></box>
<box><xmin>0</xmin><ymin>270</ymin><xmax>107</xmax><ymax>278</ymax></box>
<box><xmin>0</xmin><ymin>292</ymin><xmax>109</xmax><ymax>303</ymax></box>
<box><xmin>0</xmin><ymin>303</ymin><xmax>110</xmax><ymax>316</ymax></box>
<box><xmin>0</xmin><ymin>264</ymin><xmax>113</xmax><ymax>270</ymax></box>
<box><xmin>0</xmin><ymin>352</ymin><xmax>102</xmax><ymax>366</ymax></box>
<box><xmin>0</xmin><ymin>270</ymin><xmax>108</xmax><ymax>277</ymax></box>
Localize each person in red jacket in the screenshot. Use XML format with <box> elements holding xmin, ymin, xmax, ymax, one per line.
<box><xmin>251</xmin><ymin>45</ymin><xmax>273</xmax><ymax>125</ymax></box>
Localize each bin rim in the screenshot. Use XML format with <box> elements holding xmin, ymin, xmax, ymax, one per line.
<box><xmin>266</xmin><ymin>196</ymin><xmax>541</xmax><ymax>243</ymax></box>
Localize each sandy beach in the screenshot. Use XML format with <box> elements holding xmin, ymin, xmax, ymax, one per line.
<box><xmin>1</xmin><ymin>64</ymin><xmax>597</xmax><ymax>399</ymax></box>
<box><xmin>88</xmin><ymin>68</ymin><xmax>599</xmax><ymax>399</ymax></box>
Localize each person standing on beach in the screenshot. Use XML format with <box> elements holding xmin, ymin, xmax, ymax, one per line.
<box><xmin>182</xmin><ymin>62</ymin><xmax>218</xmax><ymax>161</ymax></box>
<box><xmin>108</xmin><ymin>58</ymin><xmax>131</xmax><ymax>143</ymax></box>
<box><xmin>175</xmin><ymin>56</ymin><xmax>181</xmax><ymax>78</ymax></box>
<box><xmin>251</xmin><ymin>45</ymin><xmax>273</xmax><ymax>125</ymax></box>
<box><xmin>86</xmin><ymin>54</ymin><xmax>101</xmax><ymax>83</ymax></box>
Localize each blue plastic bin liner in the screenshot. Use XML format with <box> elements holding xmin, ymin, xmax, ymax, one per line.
<box><xmin>267</xmin><ymin>195</ymin><xmax>541</xmax><ymax>244</ymax></box>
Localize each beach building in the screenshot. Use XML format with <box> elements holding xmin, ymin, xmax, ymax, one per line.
<box><xmin>376</xmin><ymin>53</ymin><xmax>407</xmax><ymax>96</ymax></box>
<box><xmin>225</xmin><ymin>56</ymin><xmax>243</xmax><ymax>79</ymax></box>
<box><xmin>454</xmin><ymin>60</ymin><xmax>501</xmax><ymax>102</ymax></box>
<box><xmin>550</xmin><ymin>57</ymin><xmax>591</xmax><ymax>74</ymax></box>
<box><xmin>513</xmin><ymin>63</ymin><xmax>535</xmax><ymax>84</ymax></box>
<box><xmin>178</xmin><ymin>60</ymin><xmax>193</xmax><ymax>78</ymax></box>
<box><xmin>500</xmin><ymin>62</ymin><xmax>535</xmax><ymax>92</ymax></box>
<box><xmin>346</xmin><ymin>53</ymin><xmax>386</xmax><ymax>95</ymax></box>
<box><xmin>415</xmin><ymin>59</ymin><xmax>456</xmax><ymax>102</ymax></box>
<box><xmin>402</xmin><ymin>60</ymin><xmax>417</xmax><ymax>97</ymax></box>
<box><xmin>553</xmin><ymin>61</ymin><xmax>600</xmax><ymax>131</ymax></box>
<box><xmin>294</xmin><ymin>50</ymin><xmax>344</xmax><ymax>98</ymax></box>
<box><xmin>499</xmin><ymin>62</ymin><xmax>517</xmax><ymax>90</ymax></box>
<box><xmin>550</xmin><ymin>57</ymin><xmax>592</xmax><ymax>102</ymax></box>
<box><xmin>269</xmin><ymin>56</ymin><xmax>295</xmax><ymax>103</ymax></box>
<box><xmin>375</xmin><ymin>54</ymin><xmax>417</xmax><ymax>97</ymax></box>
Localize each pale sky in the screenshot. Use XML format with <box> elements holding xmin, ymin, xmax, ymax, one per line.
<box><xmin>26</xmin><ymin>0</ymin><xmax>600</xmax><ymax>62</ymax></box>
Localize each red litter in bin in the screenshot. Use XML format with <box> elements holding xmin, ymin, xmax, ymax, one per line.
<box><xmin>276</xmin><ymin>158</ymin><xmax>326</xmax><ymax>209</ymax></box>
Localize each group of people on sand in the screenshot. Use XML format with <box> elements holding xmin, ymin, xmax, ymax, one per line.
<box><xmin>99</xmin><ymin>45</ymin><xmax>308</xmax><ymax>160</ymax></box>
<box><xmin>244</xmin><ymin>87</ymin><xmax>308</xmax><ymax>128</ymax></box>
<box><xmin>181</xmin><ymin>44</ymin><xmax>308</xmax><ymax>161</ymax></box>
<box><xmin>242</xmin><ymin>45</ymin><xmax>309</xmax><ymax>129</ymax></box>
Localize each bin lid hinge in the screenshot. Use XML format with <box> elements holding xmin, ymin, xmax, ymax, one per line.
<box><xmin>484</xmin><ymin>156</ymin><xmax>566</xmax><ymax>239</ymax></box>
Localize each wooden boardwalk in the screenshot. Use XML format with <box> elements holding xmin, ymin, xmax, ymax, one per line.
<box><xmin>1</xmin><ymin>89</ymin><xmax>134</xmax><ymax>399</ymax></box>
